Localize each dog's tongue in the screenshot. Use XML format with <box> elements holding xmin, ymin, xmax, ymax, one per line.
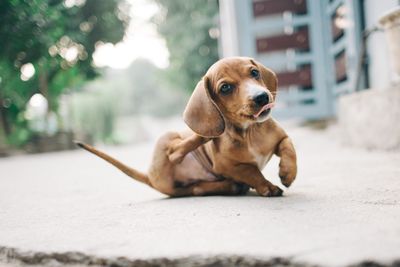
<box><xmin>254</xmin><ymin>102</ymin><xmax>275</xmax><ymax>118</ymax></box>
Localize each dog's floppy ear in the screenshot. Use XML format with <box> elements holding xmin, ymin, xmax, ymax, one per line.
<box><xmin>252</xmin><ymin>59</ymin><xmax>278</xmax><ymax>95</ymax></box>
<box><xmin>183</xmin><ymin>77</ymin><xmax>225</xmax><ymax>137</ymax></box>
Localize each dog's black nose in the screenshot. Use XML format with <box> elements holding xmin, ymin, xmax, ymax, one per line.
<box><xmin>253</xmin><ymin>92</ymin><xmax>269</xmax><ymax>107</ymax></box>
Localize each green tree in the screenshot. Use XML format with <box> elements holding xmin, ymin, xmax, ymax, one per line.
<box><xmin>152</xmin><ymin>0</ymin><xmax>219</xmax><ymax>92</ymax></box>
<box><xmin>0</xmin><ymin>0</ymin><xmax>129</xmax><ymax>146</ymax></box>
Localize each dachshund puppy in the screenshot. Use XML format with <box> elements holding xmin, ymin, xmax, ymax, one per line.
<box><xmin>77</xmin><ymin>57</ymin><xmax>297</xmax><ymax>197</ymax></box>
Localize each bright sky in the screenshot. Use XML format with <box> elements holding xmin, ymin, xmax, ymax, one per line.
<box><xmin>92</xmin><ymin>0</ymin><xmax>169</xmax><ymax>69</ymax></box>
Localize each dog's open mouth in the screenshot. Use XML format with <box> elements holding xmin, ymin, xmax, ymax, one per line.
<box><xmin>253</xmin><ymin>102</ymin><xmax>275</xmax><ymax>119</ymax></box>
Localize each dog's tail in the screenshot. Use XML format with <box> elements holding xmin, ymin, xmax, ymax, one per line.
<box><xmin>75</xmin><ymin>141</ymin><xmax>151</xmax><ymax>186</ymax></box>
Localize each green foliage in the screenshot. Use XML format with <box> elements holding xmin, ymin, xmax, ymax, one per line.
<box><xmin>117</xmin><ymin>58</ymin><xmax>187</xmax><ymax>116</ymax></box>
<box><xmin>0</xmin><ymin>0</ymin><xmax>129</xmax><ymax>146</ymax></box>
<box><xmin>152</xmin><ymin>0</ymin><xmax>219</xmax><ymax>91</ymax></box>
<box><xmin>66</xmin><ymin>58</ymin><xmax>188</xmax><ymax>144</ymax></box>
<box><xmin>68</xmin><ymin>88</ymin><xmax>118</xmax><ymax>143</ymax></box>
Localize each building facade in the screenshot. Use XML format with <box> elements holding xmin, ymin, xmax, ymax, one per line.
<box><xmin>219</xmin><ymin>0</ymin><xmax>399</xmax><ymax>120</ymax></box>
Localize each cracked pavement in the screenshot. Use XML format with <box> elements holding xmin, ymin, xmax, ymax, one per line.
<box><xmin>0</xmin><ymin>123</ymin><xmax>399</xmax><ymax>266</ymax></box>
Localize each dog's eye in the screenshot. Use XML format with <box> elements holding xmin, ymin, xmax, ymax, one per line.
<box><xmin>251</xmin><ymin>69</ymin><xmax>260</xmax><ymax>79</ymax></box>
<box><xmin>220</xmin><ymin>83</ymin><xmax>234</xmax><ymax>95</ymax></box>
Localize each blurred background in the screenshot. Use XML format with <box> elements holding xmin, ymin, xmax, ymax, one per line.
<box><xmin>0</xmin><ymin>0</ymin><xmax>399</xmax><ymax>155</ymax></box>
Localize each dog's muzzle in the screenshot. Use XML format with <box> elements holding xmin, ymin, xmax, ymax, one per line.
<box><xmin>251</xmin><ymin>91</ymin><xmax>274</xmax><ymax>118</ymax></box>
<box><xmin>252</xmin><ymin>91</ymin><xmax>269</xmax><ymax>107</ymax></box>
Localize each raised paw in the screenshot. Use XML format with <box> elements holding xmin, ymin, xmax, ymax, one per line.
<box><xmin>279</xmin><ymin>161</ymin><xmax>297</xmax><ymax>188</ymax></box>
<box><xmin>168</xmin><ymin>150</ymin><xmax>185</xmax><ymax>164</ymax></box>
<box><xmin>167</xmin><ymin>142</ymin><xmax>186</xmax><ymax>164</ymax></box>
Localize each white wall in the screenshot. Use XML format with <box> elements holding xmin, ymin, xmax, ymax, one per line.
<box><xmin>364</xmin><ymin>0</ymin><xmax>399</xmax><ymax>89</ymax></box>
<box><xmin>219</xmin><ymin>0</ymin><xmax>240</xmax><ymax>57</ymax></box>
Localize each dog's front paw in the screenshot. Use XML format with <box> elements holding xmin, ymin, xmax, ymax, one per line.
<box><xmin>279</xmin><ymin>161</ymin><xmax>297</xmax><ymax>188</ymax></box>
<box><xmin>256</xmin><ymin>184</ymin><xmax>283</xmax><ymax>197</ymax></box>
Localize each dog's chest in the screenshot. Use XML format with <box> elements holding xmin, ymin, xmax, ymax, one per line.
<box><xmin>248</xmin><ymin>145</ymin><xmax>273</xmax><ymax>169</ymax></box>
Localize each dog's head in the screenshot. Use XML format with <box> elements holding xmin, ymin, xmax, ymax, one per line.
<box><xmin>184</xmin><ymin>57</ymin><xmax>278</xmax><ymax>137</ymax></box>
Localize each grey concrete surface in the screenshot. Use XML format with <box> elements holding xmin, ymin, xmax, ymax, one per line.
<box><xmin>0</xmin><ymin>124</ymin><xmax>399</xmax><ymax>266</ymax></box>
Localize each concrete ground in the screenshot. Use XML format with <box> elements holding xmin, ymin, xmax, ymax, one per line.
<box><xmin>0</xmin><ymin>123</ymin><xmax>399</xmax><ymax>267</ymax></box>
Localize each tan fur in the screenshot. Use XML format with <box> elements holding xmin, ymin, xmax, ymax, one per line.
<box><xmin>77</xmin><ymin>57</ymin><xmax>297</xmax><ymax>197</ymax></box>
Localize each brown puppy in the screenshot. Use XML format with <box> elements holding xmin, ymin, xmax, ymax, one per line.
<box><xmin>77</xmin><ymin>57</ymin><xmax>297</xmax><ymax>197</ymax></box>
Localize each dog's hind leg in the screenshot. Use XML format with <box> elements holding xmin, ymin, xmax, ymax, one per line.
<box><xmin>147</xmin><ymin>132</ymin><xmax>211</xmax><ymax>196</ymax></box>
<box><xmin>167</xmin><ymin>133</ymin><xmax>210</xmax><ymax>164</ymax></box>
